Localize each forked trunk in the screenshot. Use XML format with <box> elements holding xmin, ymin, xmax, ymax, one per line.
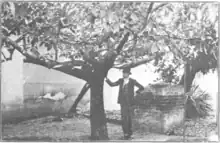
<box><xmin>89</xmin><ymin>78</ymin><xmax>108</xmax><ymax>140</ymax></box>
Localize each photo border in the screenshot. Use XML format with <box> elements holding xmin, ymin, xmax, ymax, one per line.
<box><xmin>0</xmin><ymin>1</ymin><xmax>219</xmax><ymax>142</ymax></box>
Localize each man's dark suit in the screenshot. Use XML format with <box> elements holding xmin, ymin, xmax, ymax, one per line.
<box><xmin>106</xmin><ymin>78</ymin><xmax>144</xmax><ymax>137</ymax></box>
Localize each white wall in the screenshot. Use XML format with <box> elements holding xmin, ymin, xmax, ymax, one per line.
<box><xmin>2</xmin><ymin>50</ymin><xmax>24</xmax><ymax>107</ymax></box>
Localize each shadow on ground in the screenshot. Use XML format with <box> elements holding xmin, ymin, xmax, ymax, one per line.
<box><xmin>3</xmin><ymin>136</ymin><xmax>53</xmax><ymax>142</ymax></box>
<box><xmin>165</xmin><ymin>136</ymin><xmax>207</xmax><ymax>142</ymax></box>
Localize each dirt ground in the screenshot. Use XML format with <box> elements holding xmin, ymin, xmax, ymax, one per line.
<box><xmin>2</xmin><ymin>115</ymin><xmax>217</xmax><ymax>142</ymax></box>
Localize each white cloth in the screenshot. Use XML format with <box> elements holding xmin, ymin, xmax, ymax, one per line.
<box><xmin>123</xmin><ymin>78</ymin><xmax>130</xmax><ymax>87</ymax></box>
<box><xmin>42</xmin><ymin>92</ymin><xmax>67</xmax><ymax>101</ymax></box>
<box><xmin>208</xmin><ymin>134</ymin><xmax>218</xmax><ymax>141</ymax></box>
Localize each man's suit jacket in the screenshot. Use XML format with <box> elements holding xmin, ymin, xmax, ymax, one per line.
<box><xmin>106</xmin><ymin>78</ymin><xmax>144</xmax><ymax>105</ymax></box>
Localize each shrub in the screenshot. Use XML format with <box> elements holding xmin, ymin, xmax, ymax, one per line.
<box><xmin>186</xmin><ymin>84</ymin><xmax>213</xmax><ymax>118</ymax></box>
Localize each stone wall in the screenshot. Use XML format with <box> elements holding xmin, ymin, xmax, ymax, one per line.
<box><xmin>162</xmin><ymin>108</ymin><xmax>185</xmax><ymax>132</ymax></box>
<box><xmin>133</xmin><ymin>84</ymin><xmax>186</xmax><ymax>133</ymax></box>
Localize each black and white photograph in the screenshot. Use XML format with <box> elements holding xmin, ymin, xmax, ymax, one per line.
<box><xmin>1</xmin><ymin>1</ymin><xmax>218</xmax><ymax>141</ymax></box>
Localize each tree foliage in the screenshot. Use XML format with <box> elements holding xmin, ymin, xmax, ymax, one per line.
<box><xmin>2</xmin><ymin>2</ymin><xmax>218</xmax><ymax>84</ymax></box>
<box><xmin>152</xmin><ymin>3</ymin><xmax>218</xmax><ymax>83</ymax></box>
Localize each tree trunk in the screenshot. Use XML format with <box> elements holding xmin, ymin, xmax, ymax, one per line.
<box><xmin>89</xmin><ymin>78</ymin><xmax>108</xmax><ymax>140</ymax></box>
<box><xmin>181</xmin><ymin>63</ymin><xmax>197</xmax><ymax>93</ymax></box>
<box><xmin>68</xmin><ymin>83</ymin><xmax>90</xmax><ymax>114</ymax></box>
<box><xmin>178</xmin><ymin>74</ymin><xmax>184</xmax><ymax>85</ymax></box>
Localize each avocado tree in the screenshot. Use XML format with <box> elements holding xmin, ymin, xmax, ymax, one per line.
<box><xmin>1</xmin><ymin>2</ymin><xmax>218</xmax><ymax>140</ymax></box>
<box><xmin>147</xmin><ymin>3</ymin><xmax>218</xmax><ymax>92</ymax></box>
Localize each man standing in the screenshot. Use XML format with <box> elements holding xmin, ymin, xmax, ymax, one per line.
<box><xmin>106</xmin><ymin>67</ymin><xmax>144</xmax><ymax>139</ymax></box>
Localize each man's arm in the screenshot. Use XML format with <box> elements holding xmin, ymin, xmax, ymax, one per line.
<box><xmin>134</xmin><ymin>80</ymin><xmax>144</xmax><ymax>94</ymax></box>
<box><xmin>105</xmin><ymin>78</ymin><xmax>121</xmax><ymax>87</ymax></box>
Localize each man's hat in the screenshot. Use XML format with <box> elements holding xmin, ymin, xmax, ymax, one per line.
<box><xmin>123</xmin><ymin>67</ymin><xmax>131</xmax><ymax>74</ymax></box>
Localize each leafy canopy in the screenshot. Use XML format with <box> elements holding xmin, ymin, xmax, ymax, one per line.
<box><xmin>1</xmin><ymin>2</ymin><xmax>218</xmax><ymax>83</ymax></box>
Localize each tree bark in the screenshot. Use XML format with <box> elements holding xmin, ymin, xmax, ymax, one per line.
<box><xmin>86</xmin><ymin>32</ymin><xmax>130</xmax><ymax>140</ymax></box>
<box><xmin>68</xmin><ymin>83</ymin><xmax>90</xmax><ymax>114</ymax></box>
<box><xmin>184</xmin><ymin>63</ymin><xmax>190</xmax><ymax>93</ymax></box>
<box><xmin>178</xmin><ymin>74</ymin><xmax>184</xmax><ymax>85</ymax></box>
<box><xmin>89</xmin><ymin>77</ymin><xmax>108</xmax><ymax>140</ymax></box>
<box><xmin>183</xmin><ymin>62</ymin><xmax>197</xmax><ymax>93</ymax></box>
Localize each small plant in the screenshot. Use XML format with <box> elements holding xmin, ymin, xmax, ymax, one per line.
<box><xmin>185</xmin><ymin>84</ymin><xmax>213</xmax><ymax>119</ymax></box>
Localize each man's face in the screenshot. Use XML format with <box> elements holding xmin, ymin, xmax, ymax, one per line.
<box><xmin>123</xmin><ymin>72</ymin><xmax>129</xmax><ymax>78</ymax></box>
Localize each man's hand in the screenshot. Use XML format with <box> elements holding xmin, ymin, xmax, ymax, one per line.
<box><xmin>135</xmin><ymin>90</ymin><xmax>142</xmax><ymax>95</ymax></box>
<box><xmin>136</xmin><ymin>89</ymin><xmax>144</xmax><ymax>95</ymax></box>
<box><xmin>105</xmin><ymin>77</ymin><xmax>110</xmax><ymax>81</ymax></box>
<box><xmin>136</xmin><ymin>91</ymin><xmax>140</xmax><ymax>95</ymax></box>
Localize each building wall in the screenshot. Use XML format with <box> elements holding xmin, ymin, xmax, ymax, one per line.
<box><xmin>1</xmin><ymin>50</ymin><xmax>24</xmax><ymax>108</ymax></box>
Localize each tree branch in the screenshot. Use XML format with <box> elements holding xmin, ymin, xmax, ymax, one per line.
<box><xmin>130</xmin><ymin>33</ymin><xmax>138</xmax><ymax>52</ymax></box>
<box><xmin>2</xmin><ymin>36</ymin><xmax>28</xmax><ymax>56</ymax></box>
<box><xmin>15</xmin><ymin>32</ymin><xmax>28</xmax><ymax>43</ymax></box>
<box><xmin>61</xmin><ymin>37</ymin><xmax>105</xmax><ymax>71</ymax></box>
<box><xmin>45</xmin><ymin>58</ymin><xmax>88</xmax><ymax>68</ymax></box>
<box><xmin>59</xmin><ymin>39</ymin><xmax>84</xmax><ymax>47</ymax></box>
<box><xmin>155</xmin><ymin>33</ymin><xmax>202</xmax><ymax>41</ymax></box>
<box><xmin>2</xmin><ymin>35</ymin><xmax>89</xmax><ymax>81</ymax></box>
<box><xmin>103</xmin><ymin>32</ymin><xmax>130</xmax><ymax>72</ymax></box>
<box><xmin>152</xmin><ymin>3</ymin><xmax>168</xmax><ymax>12</ymax></box>
<box><xmin>68</xmin><ymin>82</ymin><xmax>90</xmax><ymax>114</ymax></box>
<box><xmin>166</xmin><ymin>44</ymin><xmax>190</xmax><ymax>64</ymax></box>
<box><xmin>114</xmin><ymin>55</ymin><xmax>155</xmax><ymax>69</ymax></box>
<box><xmin>1</xmin><ymin>32</ymin><xmax>27</xmax><ymax>59</ymax></box>
<box><xmin>90</xmin><ymin>32</ymin><xmax>130</xmax><ymax>77</ymax></box>
<box><xmin>24</xmin><ymin>58</ymin><xmax>90</xmax><ymax>81</ymax></box>
<box><xmin>116</xmin><ymin>32</ymin><xmax>130</xmax><ymax>54</ymax></box>
<box><xmin>139</xmin><ymin>2</ymin><xmax>154</xmax><ymax>33</ymax></box>
<box><xmin>55</xmin><ymin>19</ymin><xmax>62</xmax><ymax>61</ymax></box>
<box><xmin>79</xmin><ymin>49</ymin><xmax>100</xmax><ymax>69</ymax></box>
<box><xmin>52</xmin><ymin>64</ymin><xmax>90</xmax><ymax>81</ymax></box>
<box><xmin>60</xmin><ymin>38</ymin><xmax>104</xmax><ymax>69</ymax></box>
<box><xmin>1</xmin><ymin>52</ymin><xmax>7</xmax><ymax>61</ymax></box>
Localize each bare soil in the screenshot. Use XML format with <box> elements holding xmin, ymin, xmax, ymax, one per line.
<box><xmin>2</xmin><ymin>115</ymin><xmax>217</xmax><ymax>142</ymax></box>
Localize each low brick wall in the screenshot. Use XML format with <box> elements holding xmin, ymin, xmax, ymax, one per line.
<box><xmin>162</xmin><ymin>108</ymin><xmax>185</xmax><ymax>133</ymax></box>
<box><xmin>132</xmin><ymin>107</ymin><xmax>163</xmax><ymax>133</ymax></box>
<box><xmin>133</xmin><ymin>90</ymin><xmax>187</xmax><ymax>134</ymax></box>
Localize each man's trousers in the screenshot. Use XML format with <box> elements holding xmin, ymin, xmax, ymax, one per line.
<box><xmin>120</xmin><ymin>104</ymin><xmax>134</xmax><ymax>136</ymax></box>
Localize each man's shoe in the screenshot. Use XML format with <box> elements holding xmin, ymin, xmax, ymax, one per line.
<box><xmin>124</xmin><ymin>134</ymin><xmax>131</xmax><ymax>140</ymax></box>
<box><xmin>124</xmin><ymin>136</ymin><xmax>129</xmax><ymax>140</ymax></box>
